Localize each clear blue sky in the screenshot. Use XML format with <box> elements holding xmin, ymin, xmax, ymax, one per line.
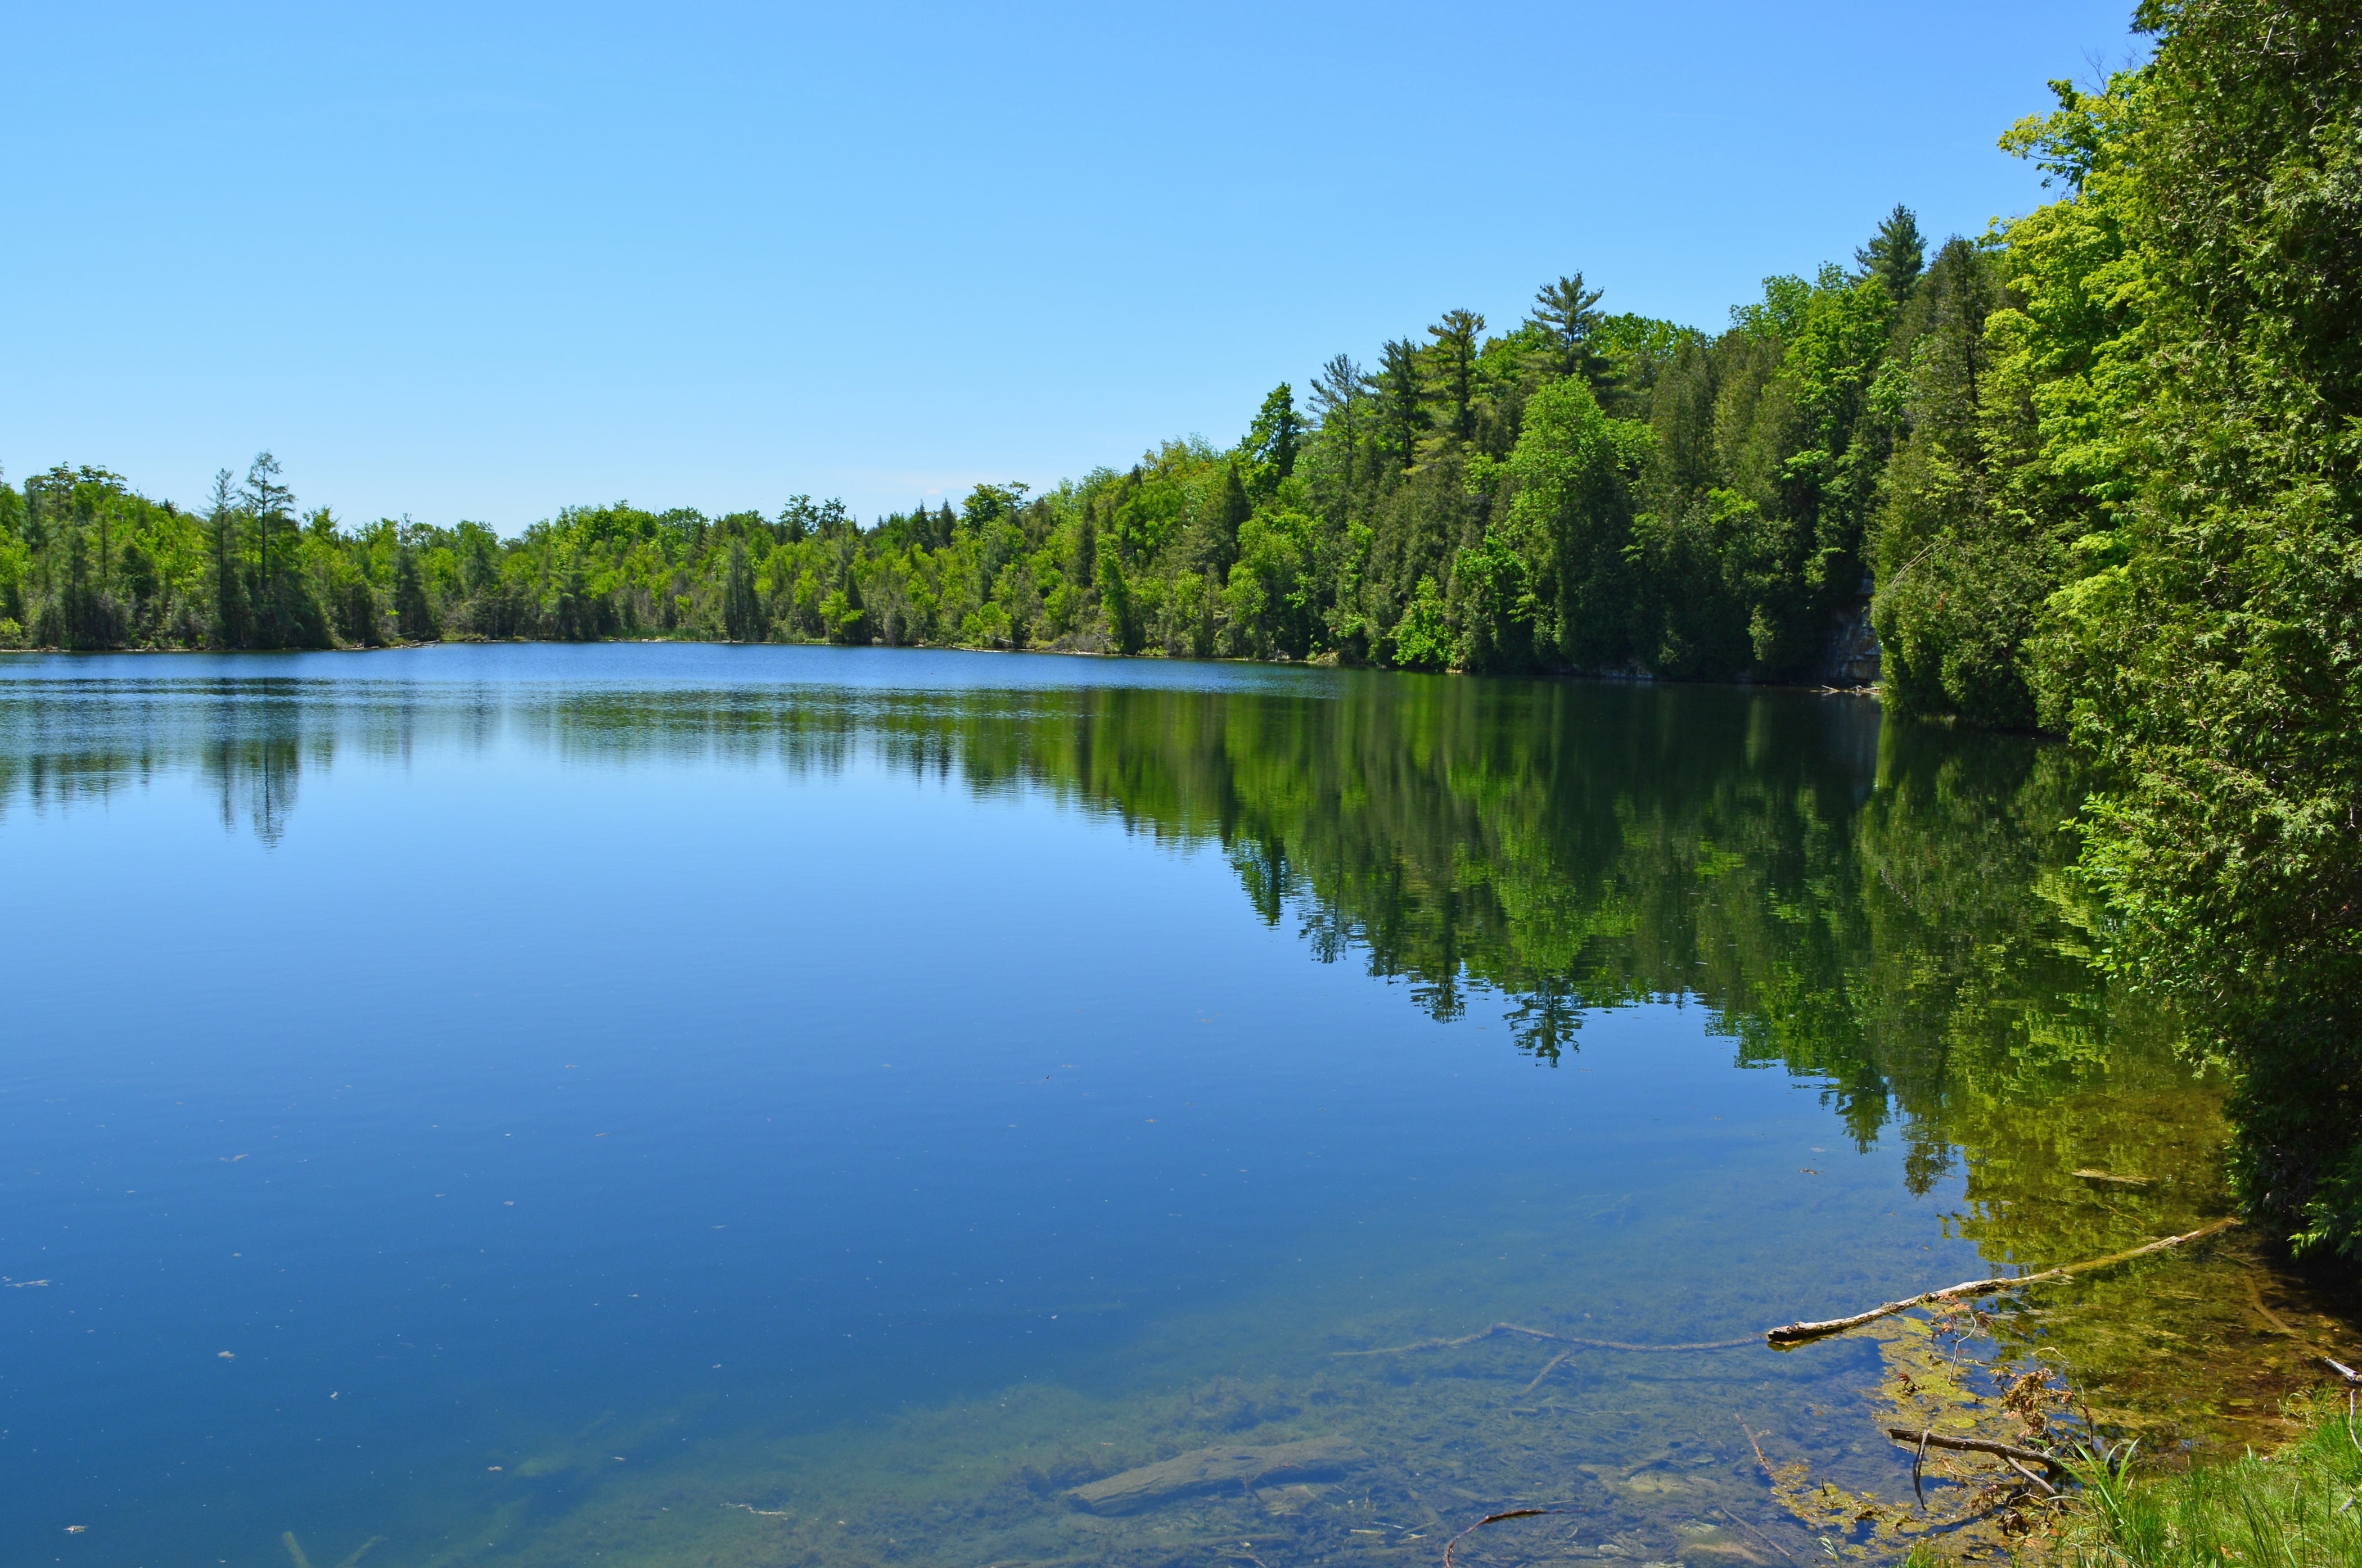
<box><xmin>6</xmin><ymin>1</ymin><xmax>2144</xmax><ymax>531</ymax></box>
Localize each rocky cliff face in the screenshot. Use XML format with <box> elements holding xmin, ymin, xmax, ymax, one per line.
<box><xmin>1819</xmin><ymin>594</ymin><xmax>1880</xmax><ymax>688</ymax></box>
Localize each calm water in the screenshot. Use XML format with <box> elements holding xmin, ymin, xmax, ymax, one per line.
<box><xmin>0</xmin><ymin>646</ymin><xmax>2338</xmax><ymax>1568</ymax></box>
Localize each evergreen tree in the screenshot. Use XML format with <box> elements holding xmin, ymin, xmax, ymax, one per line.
<box><xmin>1073</xmin><ymin>499</ymin><xmax>1098</xmax><ymax>588</ymax></box>
<box><xmin>208</xmin><ymin>469</ymin><xmax>248</xmax><ymax>648</ymax></box>
<box><xmin>1308</xmin><ymin>354</ymin><xmax>1366</xmax><ymax>490</ymax></box>
<box><xmin>393</xmin><ymin>545</ymin><xmax>438</xmax><ymax>641</ymax></box>
<box><xmin>1529</xmin><ymin>273</ymin><xmax>1608</xmax><ymax>386</ymax></box>
<box><xmin>1189</xmin><ymin>462</ymin><xmax>1251</xmax><ymax>578</ymax></box>
<box><xmin>1096</xmin><ymin>543</ymin><xmax>1140</xmax><ymax>653</ymax></box>
<box><xmin>1243</xmin><ymin>383</ymin><xmax>1301</xmax><ymax>499</ymax></box>
<box><xmin>1374</xmin><ymin>338</ymin><xmax>1427</xmax><ymax>469</ymax></box>
<box><xmin>1856</xmin><ymin>204</ymin><xmax>1927</xmax><ymax>304</ymax></box>
<box><xmin>1423</xmin><ymin>310</ymin><xmax>1486</xmax><ymax>445</ymax></box>
<box><xmin>242</xmin><ymin>452</ymin><xmax>292</xmax><ymax>599</ymax></box>
<box><xmin>722</xmin><ymin>537</ymin><xmax>763</xmax><ymax>640</ymax></box>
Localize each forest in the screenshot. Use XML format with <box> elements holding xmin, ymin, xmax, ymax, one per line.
<box><xmin>2</xmin><ymin>0</ymin><xmax>2356</xmax><ymax>1264</ymax></box>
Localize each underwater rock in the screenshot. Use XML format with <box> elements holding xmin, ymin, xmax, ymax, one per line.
<box><xmin>1065</xmin><ymin>1436</ymin><xmax>1364</xmax><ymax>1513</ymax></box>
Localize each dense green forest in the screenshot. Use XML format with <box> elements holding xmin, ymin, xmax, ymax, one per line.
<box><xmin>3</xmin><ymin>0</ymin><xmax>2355</xmax><ymax>1262</ymax></box>
<box><xmin>0</xmin><ymin>293</ymin><xmax>1882</xmax><ymax>685</ymax></box>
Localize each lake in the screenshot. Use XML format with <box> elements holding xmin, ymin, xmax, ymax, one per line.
<box><xmin>0</xmin><ymin>645</ymin><xmax>2347</xmax><ymax>1568</ymax></box>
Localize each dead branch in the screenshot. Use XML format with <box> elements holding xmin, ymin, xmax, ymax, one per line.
<box><xmin>1881</xmin><ymin>1427</ymin><xmax>2071</xmax><ymax>1476</ymax></box>
<box><xmin>1735</xmin><ymin>1416</ymin><xmax>1773</xmax><ymax>1475</ymax></box>
<box><xmin>1441</xmin><ymin>1508</ymin><xmax>1558</xmax><ymax>1568</ymax></box>
<box><xmin>1710</xmin><ymin>1505</ymin><xmax>1801</xmax><ymax>1565</ymax></box>
<box><xmin>2245</xmin><ymin>1273</ymin><xmax>2305</xmax><ymax>1338</ymax></box>
<box><xmin>2244</xmin><ymin>1275</ymin><xmax>2362</xmax><ymax>1376</ymax></box>
<box><xmin>2000</xmin><ymin>1453</ymin><xmax>2059</xmax><ymax>1497</ymax></box>
<box><xmin>1765</xmin><ymin>1218</ymin><xmax>2240</xmax><ymax>1344</ymax></box>
<box><xmin>1519</xmin><ymin>1350</ymin><xmax>1571</xmax><ymax>1393</ymax></box>
<box><xmin>1336</xmin><ymin>1321</ymin><xmax>1755</xmax><ymax>1358</ymax></box>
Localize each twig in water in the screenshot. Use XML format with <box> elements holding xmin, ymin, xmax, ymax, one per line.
<box><xmin>1441</xmin><ymin>1508</ymin><xmax>1558</xmax><ymax>1567</ymax></box>
<box><xmin>1711</xmin><ymin>1506</ymin><xmax>1800</xmax><ymax>1565</ymax></box>
<box><xmin>1736</xmin><ymin>1416</ymin><xmax>1773</xmax><ymax>1475</ymax></box>
<box><xmin>2247</xmin><ymin>1282</ymin><xmax>2362</xmax><ymax>1378</ymax></box>
<box><xmin>2245</xmin><ymin>1273</ymin><xmax>2304</xmax><ymax>1338</ymax></box>
<box><xmin>1911</xmin><ymin>1428</ymin><xmax>1931</xmax><ymax>1506</ymax></box>
<box><xmin>1520</xmin><ymin>1350</ymin><xmax>1571</xmax><ymax>1394</ymax></box>
<box><xmin>1338</xmin><ymin>1321</ymin><xmax>1754</xmax><ymax>1357</ymax></box>
<box><xmin>2000</xmin><ymin>1453</ymin><xmax>2058</xmax><ymax>1498</ymax></box>
<box><xmin>283</xmin><ymin>1532</ymin><xmax>382</xmax><ymax>1568</ymax></box>
<box><xmin>1881</xmin><ymin>1427</ymin><xmax>2070</xmax><ymax>1476</ymax></box>
<box><xmin>1765</xmin><ymin>1218</ymin><xmax>2239</xmax><ymax>1344</ymax></box>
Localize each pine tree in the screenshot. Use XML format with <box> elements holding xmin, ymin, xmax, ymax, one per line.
<box><xmin>393</xmin><ymin>546</ymin><xmax>438</xmax><ymax>641</ymax></box>
<box><xmin>1856</xmin><ymin>204</ymin><xmax>1926</xmax><ymax>304</ymax></box>
<box><xmin>241</xmin><ymin>452</ymin><xmax>292</xmax><ymax>601</ymax></box>
<box><xmin>722</xmin><ymin>537</ymin><xmax>762</xmax><ymax>641</ymax></box>
<box><xmin>1529</xmin><ymin>274</ymin><xmax>1607</xmax><ymax>385</ymax></box>
<box><xmin>1074</xmin><ymin>500</ymin><xmax>1098</xmax><ymax>588</ymax></box>
<box><xmin>1189</xmin><ymin>462</ymin><xmax>1252</xmax><ymax>579</ymax></box>
<box><xmin>1375</xmin><ymin>338</ymin><xmax>1427</xmax><ymax>468</ymax></box>
<box><xmin>1423</xmin><ymin>310</ymin><xmax>1486</xmax><ymax>445</ymax></box>
<box><xmin>1096</xmin><ymin>545</ymin><xmax>1140</xmax><ymax>653</ymax></box>
<box><xmin>208</xmin><ymin>469</ymin><xmax>248</xmax><ymax>648</ymax></box>
<box><xmin>1243</xmin><ymin>383</ymin><xmax>1302</xmax><ymax>499</ymax></box>
<box><xmin>1309</xmin><ymin>354</ymin><xmax>1367</xmax><ymax>489</ymax></box>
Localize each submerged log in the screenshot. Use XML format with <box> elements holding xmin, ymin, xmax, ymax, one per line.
<box><xmin>1765</xmin><ymin>1218</ymin><xmax>2240</xmax><ymax>1345</ymax></box>
<box><xmin>1065</xmin><ymin>1436</ymin><xmax>1365</xmax><ymax>1514</ymax></box>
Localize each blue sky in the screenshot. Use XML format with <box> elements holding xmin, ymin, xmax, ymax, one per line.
<box><xmin>6</xmin><ymin>1</ymin><xmax>2143</xmax><ymax>531</ymax></box>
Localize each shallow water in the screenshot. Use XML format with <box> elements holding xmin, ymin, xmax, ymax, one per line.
<box><xmin>0</xmin><ymin>645</ymin><xmax>2347</xmax><ymax>1568</ymax></box>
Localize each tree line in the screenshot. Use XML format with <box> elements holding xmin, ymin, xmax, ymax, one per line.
<box><xmin>0</xmin><ymin>247</ymin><xmax>1933</xmax><ymax>683</ymax></box>
<box><xmin>2</xmin><ymin>0</ymin><xmax>2354</xmax><ymax>1263</ymax></box>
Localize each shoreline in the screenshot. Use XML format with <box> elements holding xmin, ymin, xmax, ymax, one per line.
<box><xmin>0</xmin><ymin>635</ymin><xmax>1889</xmax><ymax>701</ymax></box>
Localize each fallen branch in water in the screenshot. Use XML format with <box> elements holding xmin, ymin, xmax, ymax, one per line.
<box><xmin>1520</xmin><ymin>1349</ymin><xmax>1571</xmax><ymax>1393</ymax></box>
<box><xmin>1736</xmin><ymin>1416</ymin><xmax>1773</xmax><ymax>1475</ymax></box>
<box><xmin>1881</xmin><ymin>1427</ymin><xmax>2071</xmax><ymax>1477</ymax></box>
<box><xmin>1336</xmin><ymin>1322</ymin><xmax>1755</xmax><ymax>1358</ymax></box>
<box><xmin>1710</xmin><ymin>1504</ymin><xmax>1800</xmax><ymax>1565</ymax></box>
<box><xmin>1441</xmin><ymin>1508</ymin><xmax>1559</xmax><ymax>1568</ymax></box>
<box><xmin>2243</xmin><ymin>1275</ymin><xmax>2362</xmax><ymax>1380</ymax></box>
<box><xmin>1764</xmin><ymin>1218</ymin><xmax>2240</xmax><ymax>1345</ymax></box>
<box><xmin>2245</xmin><ymin>1272</ymin><xmax>2305</xmax><ymax>1338</ymax></box>
<box><xmin>2000</xmin><ymin>1453</ymin><xmax>2059</xmax><ymax>1498</ymax></box>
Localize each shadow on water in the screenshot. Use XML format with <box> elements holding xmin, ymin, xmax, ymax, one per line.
<box><xmin>2</xmin><ymin>652</ymin><xmax>2354</xmax><ymax>1566</ymax></box>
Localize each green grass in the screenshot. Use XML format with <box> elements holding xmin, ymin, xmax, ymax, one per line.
<box><xmin>2052</xmin><ymin>1391</ymin><xmax>2362</xmax><ymax>1567</ymax></box>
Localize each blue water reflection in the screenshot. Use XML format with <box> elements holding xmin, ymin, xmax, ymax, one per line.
<box><xmin>0</xmin><ymin>647</ymin><xmax>2225</xmax><ymax>1567</ymax></box>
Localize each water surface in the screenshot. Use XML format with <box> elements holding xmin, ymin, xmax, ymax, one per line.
<box><xmin>0</xmin><ymin>645</ymin><xmax>2342</xmax><ymax>1568</ymax></box>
